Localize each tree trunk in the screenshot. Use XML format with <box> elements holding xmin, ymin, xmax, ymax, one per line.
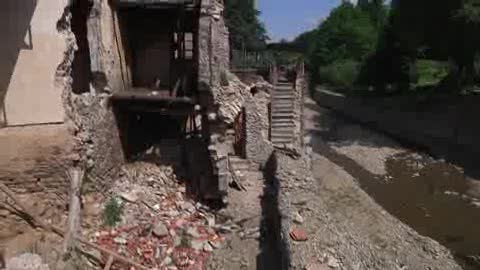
<box><xmin>63</xmin><ymin>167</ymin><xmax>85</xmax><ymax>255</ymax></box>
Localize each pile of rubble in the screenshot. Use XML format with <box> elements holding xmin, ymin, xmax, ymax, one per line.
<box><xmin>84</xmin><ymin>161</ymin><xmax>226</xmax><ymax>269</ymax></box>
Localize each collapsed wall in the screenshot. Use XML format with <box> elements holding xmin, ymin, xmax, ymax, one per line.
<box><xmin>0</xmin><ymin>0</ymin><xmax>128</xmax><ymax>202</ymax></box>
<box><xmin>59</xmin><ymin>0</ymin><xmax>125</xmax><ymax>190</ymax></box>
<box><xmin>0</xmin><ymin>0</ymin><xmax>272</xmax><ymax>208</ymax></box>
<box><xmin>0</xmin><ymin>1</ymin><xmax>127</xmax><ymax>256</ymax></box>
<box><xmin>293</xmin><ymin>63</ymin><xmax>307</xmax><ymax>149</ymax></box>
<box><xmin>197</xmin><ymin>0</ymin><xmax>268</xmax><ymax>197</ymax></box>
<box><xmin>245</xmin><ymin>81</ymin><xmax>274</xmax><ymax>167</ymax></box>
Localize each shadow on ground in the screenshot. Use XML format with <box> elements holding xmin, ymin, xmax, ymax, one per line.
<box><xmin>256</xmin><ymin>153</ymin><xmax>289</xmax><ymax>270</ymax></box>
<box><xmin>305</xmin><ymin>101</ymin><xmax>480</xmax><ymax>269</ymax></box>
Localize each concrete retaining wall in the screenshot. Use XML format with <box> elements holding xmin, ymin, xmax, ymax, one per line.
<box><xmin>314</xmin><ymin>90</ymin><xmax>480</xmax><ymax>175</ymax></box>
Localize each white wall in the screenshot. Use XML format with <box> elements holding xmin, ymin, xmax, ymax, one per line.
<box><xmin>0</xmin><ymin>0</ymin><xmax>68</xmax><ymax>126</ymax></box>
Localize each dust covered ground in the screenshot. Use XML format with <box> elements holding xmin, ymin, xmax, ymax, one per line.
<box><xmin>284</xmin><ymin>97</ymin><xmax>479</xmax><ymax>270</ymax></box>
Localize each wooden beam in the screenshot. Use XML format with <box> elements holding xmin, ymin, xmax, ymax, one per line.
<box><xmin>63</xmin><ymin>168</ymin><xmax>85</xmax><ymax>254</ymax></box>
<box><xmin>0</xmin><ymin>183</ymin><xmax>152</xmax><ymax>270</ymax></box>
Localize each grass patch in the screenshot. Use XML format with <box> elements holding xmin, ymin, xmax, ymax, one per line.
<box><xmin>318</xmin><ymin>60</ymin><xmax>360</xmax><ymax>91</ymax></box>
<box><xmin>102</xmin><ymin>197</ymin><xmax>124</xmax><ymax>227</ymax></box>
<box><xmin>415</xmin><ymin>60</ymin><xmax>449</xmax><ymax>88</ymax></box>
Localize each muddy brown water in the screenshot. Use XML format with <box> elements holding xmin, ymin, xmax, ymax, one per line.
<box><xmin>310</xmin><ymin>125</ymin><xmax>480</xmax><ymax>270</ymax></box>
<box><xmin>377</xmin><ymin>154</ymin><xmax>480</xmax><ymax>268</ymax></box>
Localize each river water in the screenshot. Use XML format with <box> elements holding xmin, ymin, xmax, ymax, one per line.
<box><xmin>308</xmin><ymin>104</ymin><xmax>480</xmax><ymax>269</ymax></box>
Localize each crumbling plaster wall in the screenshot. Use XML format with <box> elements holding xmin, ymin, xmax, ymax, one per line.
<box><xmin>58</xmin><ymin>0</ymin><xmax>125</xmax><ymax>190</ymax></box>
<box><xmin>0</xmin><ymin>0</ymin><xmax>126</xmax><ymax>234</ymax></box>
<box><xmin>0</xmin><ymin>1</ymin><xmax>76</xmax><ymax>199</ymax></box>
<box><xmin>198</xmin><ymin>0</ymin><xmax>248</xmax><ymax>124</ymax></box>
<box><xmin>198</xmin><ymin>0</ymin><xmax>253</xmax><ymax>197</ymax></box>
<box><xmin>0</xmin><ymin>0</ymin><xmax>126</xmax><ymax>194</ymax></box>
<box><xmin>0</xmin><ymin>0</ymin><xmax>67</xmax><ymax>126</ymax></box>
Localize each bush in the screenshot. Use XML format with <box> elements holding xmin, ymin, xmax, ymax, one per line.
<box><xmin>102</xmin><ymin>197</ymin><xmax>124</xmax><ymax>227</ymax></box>
<box><xmin>318</xmin><ymin>60</ymin><xmax>360</xmax><ymax>89</ymax></box>
<box><xmin>415</xmin><ymin>60</ymin><xmax>449</xmax><ymax>88</ymax></box>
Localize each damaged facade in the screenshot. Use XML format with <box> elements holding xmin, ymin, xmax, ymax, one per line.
<box><xmin>0</xmin><ymin>1</ymin><xmax>312</xmax><ymax>269</ymax></box>
<box><xmin>0</xmin><ymin>0</ymin><xmax>306</xmax><ymax>206</ymax></box>
<box><xmin>0</xmin><ymin>1</ymin><xmax>306</xmax><ymax>266</ymax></box>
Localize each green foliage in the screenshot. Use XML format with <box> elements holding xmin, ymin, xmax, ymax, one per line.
<box><xmin>311</xmin><ymin>2</ymin><xmax>378</xmax><ymax>67</ymax></box>
<box><xmin>415</xmin><ymin>60</ymin><xmax>450</xmax><ymax>87</ymax></box>
<box><xmin>102</xmin><ymin>197</ymin><xmax>124</xmax><ymax>227</ymax></box>
<box><xmin>286</xmin><ymin>1</ymin><xmax>383</xmax><ymax>88</ymax></box>
<box><xmin>357</xmin><ymin>0</ymin><xmax>388</xmax><ymax>28</ymax></box>
<box><xmin>318</xmin><ymin>60</ymin><xmax>360</xmax><ymax>89</ymax></box>
<box><xmin>379</xmin><ymin>0</ymin><xmax>480</xmax><ymax>90</ymax></box>
<box><xmin>225</xmin><ymin>0</ymin><xmax>268</xmax><ymax>51</ymax></box>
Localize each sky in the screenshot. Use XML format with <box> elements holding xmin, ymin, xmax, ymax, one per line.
<box><xmin>259</xmin><ymin>0</ymin><xmax>356</xmax><ymax>42</ymax></box>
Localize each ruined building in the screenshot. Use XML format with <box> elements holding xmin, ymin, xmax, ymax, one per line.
<box><xmin>0</xmin><ymin>0</ymin><xmax>305</xmax><ymax>224</ymax></box>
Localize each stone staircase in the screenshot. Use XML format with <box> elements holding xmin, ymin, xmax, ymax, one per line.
<box><xmin>271</xmin><ymin>81</ymin><xmax>296</xmax><ymax>146</ymax></box>
<box><xmin>228</xmin><ymin>156</ymin><xmax>263</xmax><ymax>184</ymax></box>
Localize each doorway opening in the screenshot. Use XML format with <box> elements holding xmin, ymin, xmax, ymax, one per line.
<box><xmin>70</xmin><ymin>0</ymin><xmax>92</xmax><ymax>94</ymax></box>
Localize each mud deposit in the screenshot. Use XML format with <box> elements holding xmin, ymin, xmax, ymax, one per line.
<box><xmin>373</xmin><ymin>154</ymin><xmax>480</xmax><ymax>268</ymax></box>
<box><xmin>309</xmin><ymin>106</ymin><xmax>480</xmax><ymax>269</ymax></box>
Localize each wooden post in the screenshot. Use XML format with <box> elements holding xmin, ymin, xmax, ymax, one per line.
<box><xmin>63</xmin><ymin>167</ymin><xmax>85</xmax><ymax>255</ymax></box>
<box><xmin>0</xmin><ymin>183</ymin><xmax>151</xmax><ymax>270</ymax></box>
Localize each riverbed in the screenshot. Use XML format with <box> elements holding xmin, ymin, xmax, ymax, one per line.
<box><xmin>306</xmin><ymin>99</ymin><xmax>480</xmax><ymax>269</ymax></box>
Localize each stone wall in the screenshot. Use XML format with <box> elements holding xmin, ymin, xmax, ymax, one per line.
<box><xmin>263</xmin><ymin>150</ymin><xmax>313</xmax><ymax>270</ymax></box>
<box><xmin>197</xmin><ymin>0</ymin><xmax>254</xmax><ymax>198</ymax></box>
<box><xmin>0</xmin><ymin>125</ymin><xmax>74</xmax><ymax>196</ymax></box>
<box><xmin>292</xmin><ymin>63</ymin><xmax>307</xmax><ymax>149</ymax></box>
<box><xmin>314</xmin><ymin>90</ymin><xmax>480</xmax><ymax>176</ymax></box>
<box><xmin>59</xmin><ymin>0</ymin><xmax>126</xmax><ymax>190</ymax></box>
<box><xmin>245</xmin><ymin>85</ymin><xmax>274</xmax><ymax>167</ymax></box>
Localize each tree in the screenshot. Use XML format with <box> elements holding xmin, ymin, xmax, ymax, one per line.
<box><xmin>224</xmin><ymin>0</ymin><xmax>268</xmax><ymax>52</ymax></box>
<box><xmin>357</xmin><ymin>0</ymin><xmax>388</xmax><ymax>28</ymax></box>
<box><xmin>310</xmin><ymin>2</ymin><xmax>378</xmax><ymax>67</ymax></box>
<box><xmin>383</xmin><ymin>0</ymin><xmax>480</xmax><ymax>90</ymax></box>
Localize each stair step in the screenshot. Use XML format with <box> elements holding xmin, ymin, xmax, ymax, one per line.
<box><xmin>272</xmin><ymin>101</ymin><xmax>294</xmax><ymax>106</ymax></box>
<box><xmin>272</xmin><ymin>132</ymin><xmax>294</xmax><ymax>137</ymax></box>
<box><xmin>271</xmin><ymin>123</ymin><xmax>295</xmax><ymax>128</ymax></box>
<box><xmin>272</xmin><ymin>135</ymin><xmax>293</xmax><ymax>140</ymax></box>
<box><xmin>272</xmin><ymin>139</ymin><xmax>293</xmax><ymax>144</ymax></box>
<box><xmin>274</xmin><ymin>88</ymin><xmax>293</xmax><ymax>92</ymax></box>
<box><xmin>272</xmin><ymin>109</ymin><xmax>294</xmax><ymax>113</ymax></box>
<box><xmin>272</xmin><ymin>110</ymin><xmax>294</xmax><ymax>115</ymax></box>
<box><xmin>272</xmin><ymin>99</ymin><xmax>294</xmax><ymax>104</ymax></box>
<box><xmin>272</xmin><ymin>114</ymin><xmax>294</xmax><ymax>118</ymax></box>
<box><xmin>229</xmin><ymin>157</ymin><xmax>249</xmax><ymax>165</ymax></box>
<box><xmin>272</xmin><ymin>103</ymin><xmax>294</xmax><ymax>107</ymax></box>
<box><xmin>274</xmin><ymin>90</ymin><xmax>293</xmax><ymax>94</ymax></box>
<box><xmin>272</xmin><ymin>125</ymin><xmax>295</xmax><ymax>130</ymax></box>
<box><xmin>272</xmin><ymin>117</ymin><xmax>294</xmax><ymax>120</ymax></box>
<box><xmin>271</xmin><ymin>122</ymin><xmax>295</xmax><ymax>127</ymax></box>
<box><xmin>272</xmin><ymin>106</ymin><xmax>294</xmax><ymax>110</ymax></box>
<box><xmin>272</xmin><ymin>105</ymin><xmax>294</xmax><ymax>109</ymax></box>
<box><xmin>272</xmin><ymin>126</ymin><xmax>294</xmax><ymax>131</ymax></box>
<box><xmin>271</xmin><ymin>134</ymin><xmax>294</xmax><ymax>139</ymax></box>
<box><xmin>272</xmin><ymin>95</ymin><xmax>295</xmax><ymax>99</ymax></box>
